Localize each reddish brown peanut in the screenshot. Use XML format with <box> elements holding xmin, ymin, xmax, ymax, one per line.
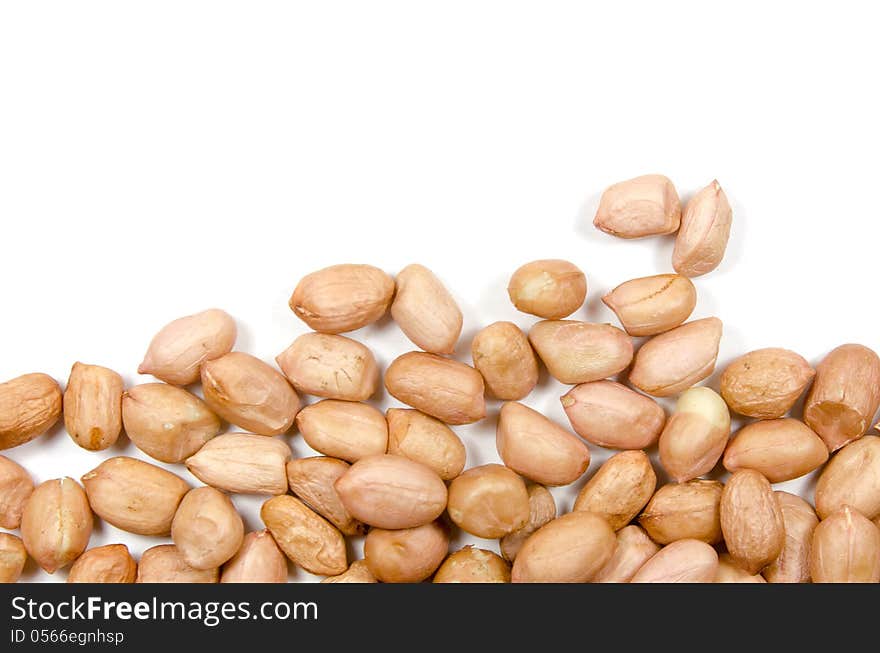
<box><xmin>720</xmin><ymin>348</ymin><xmax>815</xmax><ymax>419</ymax></box>
<box><xmin>814</xmin><ymin>435</ymin><xmax>880</xmax><ymax>520</ymax></box>
<box><xmin>672</xmin><ymin>179</ymin><xmax>733</xmax><ymax>277</ymax></box>
<box><xmin>573</xmin><ymin>451</ymin><xmax>656</xmax><ymax>530</ymax></box>
<box><xmin>594</xmin><ymin>174</ymin><xmax>681</xmax><ymax>239</ymax></box>
<box><xmin>631</xmin><ymin>539</ymin><xmax>719</xmax><ymax>583</ymax></box>
<box><xmin>471</xmin><ymin>322</ymin><xmax>539</xmax><ymax>401</ymax></box>
<box><xmin>507</xmin><ymin>259</ymin><xmax>587</xmax><ymax>319</ymax></box>
<box><xmin>321</xmin><ymin>561</ymin><xmax>377</xmax><ymax>584</ymax></box>
<box><xmin>391</xmin><ymin>264</ymin><xmax>462</xmax><ymax>354</ymax></box>
<box><xmin>136</xmin><ymin>545</ymin><xmax>218</xmax><ymax>583</ymax></box>
<box><xmin>639</xmin><ymin>480</ymin><xmax>724</xmax><ymax>545</ymax></box>
<box><xmin>260</xmin><ymin>495</ymin><xmax>347</xmax><ymax>576</ymax></box>
<box><xmin>385</xmin><ymin>409</ymin><xmax>466</xmax><ymax>481</ymax></box>
<box><xmin>63</xmin><ymin>362</ymin><xmax>124</xmax><ymax>451</ymax></box>
<box><xmin>67</xmin><ymin>544</ymin><xmax>137</xmax><ymax>584</ymax></box>
<box><xmin>276</xmin><ymin>333</ymin><xmax>379</xmax><ymax>402</ymax></box>
<box><xmin>528</xmin><ymin>320</ymin><xmax>633</xmax><ymax>385</ymax></box>
<box><xmin>723</xmin><ymin>418</ymin><xmax>828</xmax><ymax>483</ymax></box>
<box><xmin>0</xmin><ymin>373</ymin><xmax>62</xmax><ymax>450</ymax></box>
<box><xmin>811</xmin><ymin>506</ymin><xmax>880</xmax><ymax>583</ymax></box>
<box><xmin>0</xmin><ymin>533</ymin><xmax>27</xmax><ymax>583</ymax></box>
<box><xmin>294</xmin><ymin>400</ymin><xmax>387</xmax><ymax>462</ymax></box>
<box><xmin>20</xmin><ymin>478</ymin><xmax>93</xmax><ymax>573</ymax></box>
<box><xmin>0</xmin><ymin>455</ymin><xmax>33</xmax><ymax>529</ymax></box>
<box><xmin>286</xmin><ymin>457</ymin><xmax>366</xmax><ymax>536</ymax></box>
<box><xmin>499</xmin><ymin>484</ymin><xmax>556</xmax><ymax>562</ymax></box>
<box><xmin>720</xmin><ymin>470</ymin><xmax>785</xmax><ymax>574</ymax></box>
<box><xmin>602</xmin><ymin>274</ymin><xmax>696</xmax><ymax>337</ymax></box>
<box><xmin>221</xmin><ymin>531</ymin><xmax>288</xmax><ymax>584</ymax></box>
<box><xmin>592</xmin><ymin>525</ymin><xmax>660</xmax><ymax>583</ymax></box>
<box><xmin>434</xmin><ymin>547</ymin><xmax>511</xmax><ymax>583</ymax></box>
<box><xmin>659</xmin><ymin>387</ymin><xmax>730</xmax><ymax>483</ymax></box>
<box><xmin>447</xmin><ymin>464</ymin><xmax>529</xmax><ymax>538</ymax></box>
<box><xmin>763</xmin><ymin>492</ymin><xmax>818</xmax><ymax>584</ymax></box>
<box><xmin>364</xmin><ymin>521</ymin><xmax>448</xmax><ymax>583</ymax></box>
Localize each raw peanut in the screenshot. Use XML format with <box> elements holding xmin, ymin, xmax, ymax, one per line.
<box><xmin>471</xmin><ymin>322</ymin><xmax>539</xmax><ymax>401</ymax></box>
<box><xmin>528</xmin><ymin>320</ymin><xmax>633</xmax><ymax>385</ymax></box>
<box><xmin>500</xmin><ymin>484</ymin><xmax>556</xmax><ymax>562</ymax></box>
<box><xmin>723</xmin><ymin>418</ymin><xmax>828</xmax><ymax>483</ymax></box>
<box><xmin>629</xmin><ymin>318</ymin><xmax>723</xmax><ymax>397</ymax></box>
<box><xmin>0</xmin><ymin>373</ymin><xmax>62</xmax><ymax>450</ymax></box>
<box><xmin>0</xmin><ymin>533</ymin><xmax>27</xmax><ymax>583</ymax></box>
<box><xmin>391</xmin><ymin>264</ymin><xmax>462</xmax><ymax>354</ymax></box>
<box><xmin>720</xmin><ymin>469</ymin><xmax>785</xmax><ymax>574</ymax></box>
<box><xmin>631</xmin><ymin>539</ymin><xmax>718</xmax><ymax>583</ymax></box>
<box><xmin>172</xmin><ymin>487</ymin><xmax>245</xmax><ymax>570</ymax></box>
<box><xmin>811</xmin><ymin>506</ymin><xmax>880</xmax><ymax>583</ymax></box>
<box><xmin>0</xmin><ymin>455</ymin><xmax>34</xmax><ymax>529</ymax></box>
<box><xmin>763</xmin><ymin>492</ymin><xmax>818</xmax><ymax>584</ymax></box>
<box><xmin>384</xmin><ymin>352</ymin><xmax>486</xmax><ymax>425</ymax></box>
<box><xmin>335</xmin><ymin>454</ymin><xmax>447</xmax><ymax>529</ymax></box>
<box><xmin>286</xmin><ymin>457</ymin><xmax>366</xmax><ymax>536</ymax></box>
<box><xmin>592</xmin><ymin>525</ymin><xmax>660</xmax><ymax>583</ymax></box>
<box><xmin>289</xmin><ymin>263</ymin><xmax>395</xmax><ymax>334</ymax></box>
<box><xmin>602</xmin><ymin>274</ymin><xmax>696</xmax><ymax>337</ymax></box>
<box><xmin>814</xmin><ymin>435</ymin><xmax>880</xmax><ymax>520</ymax></box>
<box><xmin>82</xmin><ymin>457</ymin><xmax>189</xmax><ymax>536</ymax></box>
<box><xmin>261</xmin><ymin>495</ymin><xmax>347</xmax><ymax>576</ymax></box>
<box><xmin>659</xmin><ymin>387</ymin><xmax>730</xmax><ymax>482</ymax></box>
<box><xmin>295</xmin><ymin>400</ymin><xmax>387</xmax><ymax>462</ymax></box>
<box><xmin>672</xmin><ymin>179</ymin><xmax>733</xmax><ymax>277</ymax></box>
<box><xmin>20</xmin><ymin>478</ymin><xmax>92</xmax><ymax>573</ymax></box>
<box><xmin>136</xmin><ymin>545</ymin><xmax>218</xmax><ymax>583</ymax></box>
<box><xmin>221</xmin><ymin>530</ymin><xmax>288</xmax><ymax>583</ymax></box>
<box><xmin>434</xmin><ymin>546</ymin><xmax>511</xmax><ymax>583</ymax></box>
<box><xmin>321</xmin><ymin>560</ymin><xmax>377</xmax><ymax>584</ymax></box>
<box><xmin>122</xmin><ymin>383</ymin><xmax>221</xmax><ymax>464</ymax></box>
<box><xmin>63</xmin><ymin>362</ymin><xmax>124</xmax><ymax>451</ymax></box>
<box><xmin>496</xmin><ymin>401</ymin><xmax>590</xmax><ymax>486</ymax></box>
<box><xmin>720</xmin><ymin>348</ymin><xmax>815</xmax><ymax>419</ymax></box>
<box><xmin>561</xmin><ymin>381</ymin><xmax>666</xmax><ymax>449</ymax></box>
<box><xmin>507</xmin><ymin>259</ymin><xmax>587</xmax><ymax>319</ymax></box>
<box><xmin>386</xmin><ymin>409</ymin><xmax>466</xmax><ymax>481</ymax></box>
<box><xmin>715</xmin><ymin>553</ymin><xmax>766</xmax><ymax>583</ymax></box>
<box><xmin>364</xmin><ymin>521</ymin><xmax>449</xmax><ymax>583</ymax></box>
<box><xmin>67</xmin><ymin>544</ymin><xmax>137</xmax><ymax>584</ymax></box>
<box><xmin>511</xmin><ymin>512</ymin><xmax>615</xmax><ymax>583</ymax></box>
<box><xmin>639</xmin><ymin>480</ymin><xmax>724</xmax><ymax>545</ymax></box>
<box><xmin>201</xmin><ymin>352</ymin><xmax>301</xmax><ymax>436</ymax></box>
<box><xmin>138</xmin><ymin>308</ymin><xmax>236</xmax><ymax>386</ymax></box>
<box><xmin>804</xmin><ymin>344</ymin><xmax>880</xmax><ymax>452</ymax></box>
<box><xmin>594</xmin><ymin>174</ymin><xmax>681</xmax><ymax>238</ymax></box>
<box><xmin>447</xmin><ymin>464</ymin><xmax>529</xmax><ymax>538</ymax></box>
<box><xmin>276</xmin><ymin>333</ymin><xmax>379</xmax><ymax>402</ymax></box>
<box><xmin>573</xmin><ymin>450</ymin><xmax>656</xmax><ymax>530</ymax></box>
<box><xmin>185</xmin><ymin>433</ymin><xmax>291</xmax><ymax>495</ymax></box>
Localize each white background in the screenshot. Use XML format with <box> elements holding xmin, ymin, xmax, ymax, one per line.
<box><xmin>1</xmin><ymin>1</ymin><xmax>878</xmax><ymax>582</ymax></box>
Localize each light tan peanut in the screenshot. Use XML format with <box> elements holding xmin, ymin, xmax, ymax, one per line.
<box><xmin>334</xmin><ymin>454</ymin><xmax>447</xmax><ymax>529</ymax></box>
<box><xmin>295</xmin><ymin>399</ymin><xmax>387</xmax><ymax>462</ymax></box>
<box><xmin>364</xmin><ymin>521</ymin><xmax>449</xmax><ymax>583</ymax></box>
<box><xmin>0</xmin><ymin>373</ymin><xmax>62</xmax><ymax>450</ymax></box>
<box><xmin>592</xmin><ymin>525</ymin><xmax>660</xmax><ymax>583</ymax></box>
<box><xmin>67</xmin><ymin>544</ymin><xmax>137</xmax><ymax>583</ymax></box>
<box><xmin>573</xmin><ymin>450</ymin><xmax>656</xmax><ymax>530</ymax></box>
<box><xmin>528</xmin><ymin>320</ymin><xmax>633</xmax><ymax>385</ymax></box>
<box><xmin>384</xmin><ymin>352</ymin><xmax>486</xmax><ymax>425</ymax></box>
<box><xmin>20</xmin><ymin>478</ymin><xmax>92</xmax><ymax>573</ymax></box>
<box><xmin>631</xmin><ymin>539</ymin><xmax>719</xmax><ymax>583</ymax></box>
<box><xmin>289</xmin><ymin>263</ymin><xmax>395</xmax><ymax>334</ymax></box>
<box><xmin>593</xmin><ymin>174</ymin><xmax>681</xmax><ymax>239</ymax></box>
<box><xmin>672</xmin><ymin>179</ymin><xmax>733</xmax><ymax>277</ymax></box>
<box><xmin>63</xmin><ymin>362</ymin><xmax>124</xmax><ymax>451</ymax></box>
<box><xmin>0</xmin><ymin>455</ymin><xmax>33</xmax><ymax>529</ymax></box>
<box><xmin>321</xmin><ymin>560</ymin><xmax>377</xmax><ymax>584</ymax></box>
<box><xmin>723</xmin><ymin>418</ymin><xmax>828</xmax><ymax>483</ymax></box>
<box><xmin>715</xmin><ymin>553</ymin><xmax>766</xmax><ymax>583</ymax></box>
<box><xmin>639</xmin><ymin>480</ymin><xmax>724</xmax><ymax>545</ymax></box>
<box><xmin>629</xmin><ymin>318</ymin><xmax>723</xmax><ymax>397</ymax></box>
<box><xmin>720</xmin><ymin>469</ymin><xmax>785</xmax><ymax>574</ymax></box>
<box><xmin>511</xmin><ymin>512</ymin><xmax>616</xmax><ymax>583</ymax></box>
<box><xmin>720</xmin><ymin>348</ymin><xmax>815</xmax><ymax>419</ymax></box>
<box><xmin>496</xmin><ymin>402</ymin><xmax>590</xmax><ymax>487</ymax></box>
<box><xmin>286</xmin><ymin>457</ymin><xmax>366</xmax><ymax>536</ymax></box>
<box><xmin>122</xmin><ymin>383</ymin><xmax>221</xmax><ymax>464</ymax></box>
<box><xmin>561</xmin><ymin>381</ymin><xmax>666</xmax><ymax>449</ymax></box>
<box><xmin>185</xmin><ymin>433</ymin><xmax>291</xmax><ymax>495</ymax></box>
<box><xmin>811</xmin><ymin>506</ymin><xmax>880</xmax><ymax>583</ymax></box>
<box><xmin>81</xmin><ymin>457</ymin><xmax>189</xmax><ymax>536</ymax></box>
<box><xmin>391</xmin><ymin>264</ymin><xmax>462</xmax><ymax>354</ymax></box>
<box><xmin>500</xmin><ymin>484</ymin><xmax>557</xmax><ymax>562</ymax></box>
<box><xmin>0</xmin><ymin>533</ymin><xmax>27</xmax><ymax>583</ymax></box>
<box><xmin>261</xmin><ymin>495</ymin><xmax>347</xmax><ymax>576</ymax></box>
<box><xmin>507</xmin><ymin>259</ymin><xmax>587</xmax><ymax>319</ymax></box>
<box><xmin>814</xmin><ymin>435</ymin><xmax>880</xmax><ymax>520</ymax></box>
<box><xmin>447</xmin><ymin>464</ymin><xmax>529</xmax><ymax>538</ymax></box>
<box><xmin>386</xmin><ymin>409</ymin><xmax>466</xmax><ymax>480</ymax></box>
<box><xmin>221</xmin><ymin>530</ymin><xmax>288</xmax><ymax>583</ymax></box>
<box><xmin>602</xmin><ymin>274</ymin><xmax>696</xmax><ymax>337</ymax></box>
<box><xmin>804</xmin><ymin>344</ymin><xmax>880</xmax><ymax>452</ymax></box>
<box><xmin>434</xmin><ymin>546</ymin><xmax>511</xmax><ymax>583</ymax></box>
<box><xmin>138</xmin><ymin>308</ymin><xmax>236</xmax><ymax>386</ymax></box>
<box><xmin>471</xmin><ymin>322</ymin><xmax>539</xmax><ymax>401</ymax></box>
<box><xmin>276</xmin><ymin>333</ymin><xmax>379</xmax><ymax>402</ymax></box>
<box><xmin>763</xmin><ymin>492</ymin><xmax>818</xmax><ymax>584</ymax></box>
<box><xmin>172</xmin><ymin>487</ymin><xmax>244</xmax><ymax>570</ymax></box>
<box><xmin>659</xmin><ymin>387</ymin><xmax>730</xmax><ymax>483</ymax></box>
<box><xmin>201</xmin><ymin>352</ymin><xmax>301</xmax><ymax>435</ymax></box>
<box><xmin>136</xmin><ymin>545</ymin><xmax>218</xmax><ymax>583</ymax></box>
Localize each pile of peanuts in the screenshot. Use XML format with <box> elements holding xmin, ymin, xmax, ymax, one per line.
<box><xmin>2</xmin><ymin>173</ymin><xmax>879</xmax><ymax>584</ymax></box>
